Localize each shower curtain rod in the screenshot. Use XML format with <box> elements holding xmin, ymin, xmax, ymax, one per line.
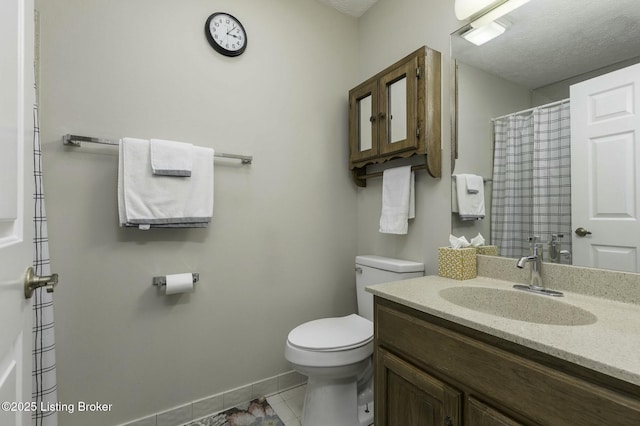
<box><xmin>491</xmin><ymin>98</ymin><xmax>569</xmax><ymax>122</ymax></box>
<box><xmin>62</xmin><ymin>134</ymin><xmax>253</xmax><ymax>164</ymax></box>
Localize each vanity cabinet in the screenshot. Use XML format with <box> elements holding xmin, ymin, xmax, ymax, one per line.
<box><xmin>377</xmin><ymin>347</ymin><xmax>461</xmax><ymax>426</ymax></box>
<box><xmin>348</xmin><ymin>46</ymin><xmax>441</xmax><ymax>187</ymax></box>
<box><xmin>374</xmin><ymin>297</ymin><xmax>640</xmax><ymax>426</ymax></box>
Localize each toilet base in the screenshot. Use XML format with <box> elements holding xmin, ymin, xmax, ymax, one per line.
<box><xmin>301</xmin><ymin>375</ymin><xmax>374</xmax><ymax>426</ymax></box>
<box><xmin>358</xmin><ymin>401</ymin><xmax>374</xmax><ymax>426</ymax></box>
<box><xmin>302</xmin><ymin>376</ymin><xmax>358</xmax><ymax>426</ymax></box>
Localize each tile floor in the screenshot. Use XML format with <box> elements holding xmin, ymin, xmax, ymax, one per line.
<box><xmin>266</xmin><ymin>384</ymin><xmax>306</xmax><ymax>426</ymax></box>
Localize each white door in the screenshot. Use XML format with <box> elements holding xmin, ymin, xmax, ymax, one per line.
<box><xmin>570</xmin><ymin>63</ymin><xmax>640</xmax><ymax>272</ymax></box>
<box><xmin>0</xmin><ymin>0</ymin><xmax>35</xmax><ymax>424</ymax></box>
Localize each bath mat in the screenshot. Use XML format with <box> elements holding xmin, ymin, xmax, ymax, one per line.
<box><xmin>185</xmin><ymin>397</ymin><xmax>284</xmax><ymax>426</ymax></box>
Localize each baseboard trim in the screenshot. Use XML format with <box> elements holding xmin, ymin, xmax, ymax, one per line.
<box><xmin>119</xmin><ymin>370</ymin><xmax>307</xmax><ymax>426</ymax></box>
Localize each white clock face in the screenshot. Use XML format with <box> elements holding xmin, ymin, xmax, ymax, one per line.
<box><xmin>208</xmin><ymin>13</ymin><xmax>246</xmax><ymax>53</ymax></box>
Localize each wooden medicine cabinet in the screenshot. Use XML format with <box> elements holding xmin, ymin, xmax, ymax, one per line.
<box><xmin>349</xmin><ymin>46</ymin><xmax>442</xmax><ymax>187</ymax></box>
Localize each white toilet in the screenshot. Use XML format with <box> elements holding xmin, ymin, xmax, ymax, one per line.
<box><xmin>285</xmin><ymin>255</ymin><xmax>424</xmax><ymax>426</ymax></box>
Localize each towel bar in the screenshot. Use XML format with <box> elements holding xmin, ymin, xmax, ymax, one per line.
<box><xmin>356</xmin><ymin>164</ymin><xmax>428</xmax><ymax>181</ymax></box>
<box><xmin>63</xmin><ymin>134</ymin><xmax>253</xmax><ymax>164</ymax></box>
<box><xmin>452</xmin><ymin>175</ymin><xmax>492</xmax><ymax>183</ymax></box>
<box><xmin>152</xmin><ymin>273</ymin><xmax>200</xmax><ymax>287</ymax></box>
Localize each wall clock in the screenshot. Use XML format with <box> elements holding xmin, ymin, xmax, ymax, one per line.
<box><xmin>205</xmin><ymin>12</ymin><xmax>247</xmax><ymax>57</ymax></box>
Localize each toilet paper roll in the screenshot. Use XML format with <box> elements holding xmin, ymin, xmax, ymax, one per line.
<box><xmin>165</xmin><ymin>273</ymin><xmax>194</xmax><ymax>295</ymax></box>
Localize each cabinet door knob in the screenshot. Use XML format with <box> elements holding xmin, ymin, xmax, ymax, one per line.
<box><xmin>444</xmin><ymin>416</ymin><xmax>454</xmax><ymax>426</ymax></box>
<box><xmin>369</xmin><ymin>115</ymin><xmax>376</xmax><ymax>122</ymax></box>
<box><xmin>378</xmin><ymin>112</ymin><xmax>386</xmax><ymax>119</ymax></box>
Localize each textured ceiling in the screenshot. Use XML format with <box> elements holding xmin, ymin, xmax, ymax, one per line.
<box><xmin>315</xmin><ymin>0</ymin><xmax>378</xmax><ymax>18</ymax></box>
<box><xmin>452</xmin><ymin>0</ymin><xmax>640</xmax><ymax>89</ymax></box>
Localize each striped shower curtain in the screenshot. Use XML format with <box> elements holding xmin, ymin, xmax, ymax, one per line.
<box><xmin>32</xmin><ymin>76</ymin><xmax>58</xmax><ymax>426</ymax></box>
<box><xmin>491</xmin><ymin>101</ymin><xmax>572</xmax><ymax>259</ymax></box>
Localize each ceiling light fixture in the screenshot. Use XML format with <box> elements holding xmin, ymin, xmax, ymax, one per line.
<box><xmin>470</xmin><ymin>0</ymin><xmax>530</xmax><ymax>28</ymax></box>
<box><xmin>455</xmin><ymin>0</ymin><xmax>499</xmax><ymax>20</ymax></box>
<box><xmin>455</xmin><ymin>0</ymin><xmax>530</xmax><ymax>23</ymax></box>
<box><xmin>462</xmin><ymin>20</ymin><xmax>507</xmax><ymax>46</ymax></box>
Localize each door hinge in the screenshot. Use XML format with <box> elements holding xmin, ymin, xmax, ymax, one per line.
<box><xmin>416</xmin><ymin>126</ymin><xmax>421</xmax><ymax>139</ymax></box>
<box><xmin>416</xmin><ymin>66</ymin><xmax>421</xmax><ymax>79</ymax></box>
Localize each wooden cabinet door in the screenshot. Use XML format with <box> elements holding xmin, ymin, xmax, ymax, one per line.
<box><xmin>376</xmin><ymin>348</ymin><xmax>461</xmax><ymax>426</ymax></box>
<box><xmin>378</xmin><ymin>56</ymin><xmax>419</xmax><ymax>156</ymax></box>
<box><xmin>349</xmin><ymin>79</ymin><xmax>379</xmax><ymax>163</ymax></box>
<box><xmin>467</xmin><ymin>397</ymin><xmax>528</xmax><ymax>426</ymax></box>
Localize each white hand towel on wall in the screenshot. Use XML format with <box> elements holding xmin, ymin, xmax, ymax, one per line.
<box><xmin>379</xmin><ymin>166</ymin><xmax>415</xmax><ymax>234</ymax></box>
<box><xmin>465</xmin><ymin>174</ymin><xmax>483</xmax><ymax>194</ymax></box>
<box><xmin>118</xmin><ymin>138</ymin><xmax>214</xmax><ymax>228</ymax></box>
<box><xmin>150</xmin><ymin>138</ymin><xmax>193</xmax><ymax>177</ymax></box>
<box><xmin>455</xmin><ymin>174</ymin><xmax>485</xmax><ymax>220</ymax></box>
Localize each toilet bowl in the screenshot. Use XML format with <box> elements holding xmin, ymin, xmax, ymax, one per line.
<box><xmin>284</xmin><ymin>256</ymin><xmax>424</xmax><ymax>426</ymax></box>
<box><xmin>285</xmin><ymin>314</ymin><xmax>374</xmax><ymax>426</ymax></box>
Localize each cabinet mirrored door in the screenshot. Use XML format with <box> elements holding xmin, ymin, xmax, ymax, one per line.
<box><xmin>387</xmin><ymin>77</ymin><xmax>407</xmax><ymax>144</ymax></box>
<box><xmin>379</xmin><ymin>58</ymin><xmax>418</xmax><ymax>155</ymax></box>
<box><xmin>359</xmin><ymin>93</ymin><xmax>373</xmax><ymax>151</ymax></box>
<box><xmin>350</xmin><ymin>80</ymin><xmax>378</xmax><ymax>162</ymax></box>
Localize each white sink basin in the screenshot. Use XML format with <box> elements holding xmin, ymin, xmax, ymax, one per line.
<box><xmin>439</xmin><ymin>286</ymin><xmax>598</xmax><ymax>326</ymax></box>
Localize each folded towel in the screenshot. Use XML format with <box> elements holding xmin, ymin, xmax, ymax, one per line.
<box><xmin>465</xmin><ymin>174</ymin><xmax>483</xmax><ymax>194</ymax></box>
<box><xmin>455</xmin><ymin>174</ymin><xmax>485</xmax><ymax>221</ymax></box>
<box><xmin>150</xmin><ymin>138</ymin><xmax>193</xmax><ymax>177</ymax></box>
<box><xmin>118</xmin><ymin>138</ymin><xmax>213</xmax><ymax>229</ymax></box>
<box><xmin>379</xmin><ymin>166</ymin><xmax>415</xmax><ymax>234</ymax></box>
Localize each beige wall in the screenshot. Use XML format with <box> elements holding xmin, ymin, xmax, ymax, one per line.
<box><xmin>37</xmin><ymin>1</ymin><xmax>358</xmax><ymax>425</ymax></box>
<box><xmin>355</xmin><ymin>0</ymin><xmax>460</xmax><ymax>274</ymax></box>
<box><xmin>37</xmin><ymin>0</ymin><xmax>468</xmax><ymax>424</ymax></box>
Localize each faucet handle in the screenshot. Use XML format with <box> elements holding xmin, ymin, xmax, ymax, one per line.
<box><xmin>550</xmin><ymin>234</ymin><xmax>564</xmax><ymax>241</ymax></box>
<box><xmin>528</xmin><ymin>236</ymin><xmax>542</xmax><ymax>244</ymax></box>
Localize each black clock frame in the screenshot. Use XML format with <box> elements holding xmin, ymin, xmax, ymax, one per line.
<box><xmin>204</xmin><ymin>12</ymin><xmax>247</xmax><ymax>57</ymax></box>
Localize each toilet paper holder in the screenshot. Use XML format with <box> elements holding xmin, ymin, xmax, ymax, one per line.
<box><xmin>152</xmin><ymin>273</ymin><xmax>199</xmax><ymax>287</ymax></box>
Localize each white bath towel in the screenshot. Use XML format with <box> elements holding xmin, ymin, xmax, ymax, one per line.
<box><xmin>379</xmin><ymin>166</ymin><xmax>415</xmax><ymax>234</ymax></box>
<box><xmin>118</xmin><ymin>138</ymin><xmax>213</xmax><ymax>229</ymax></box>
<box><xmin>465</xmin><ymin>174</ymin><xmax>483</xmax><ymax>194</ymax></box>
<box><xmin>455</xmin><ymin>174</ymin><xmax>485</xmax><ymax>220</ymax></box>
<box><xmin>150</xmin><ymin>138</ymin><xmax>193</xmax><ymax>177</ymax></box>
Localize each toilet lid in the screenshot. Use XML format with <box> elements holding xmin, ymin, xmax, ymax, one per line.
<box><xmin>288</xmin><ymin>314</ymin><xmax>373</xmax><ymax>351</ymax></box>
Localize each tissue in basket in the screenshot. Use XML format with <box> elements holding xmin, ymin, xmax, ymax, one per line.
<box><xmin>438</xmin><ymin>247</ymin><xmax>477</xmax><ymax>280</ymax></box>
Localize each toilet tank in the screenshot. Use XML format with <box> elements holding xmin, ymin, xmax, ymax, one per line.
<box><xmin>355</xmin><ymin>255</ymin><xmax>424</xmax><ymax>321</ymax></box>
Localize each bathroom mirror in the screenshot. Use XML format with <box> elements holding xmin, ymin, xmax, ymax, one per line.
<box><xmin>451</xmin><ymin>0</ymin><xmax>640</xmax><ymax>272</ymax></box>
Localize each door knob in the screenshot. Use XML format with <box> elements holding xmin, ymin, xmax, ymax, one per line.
<box><xmin>575</xmin><ymin>227</ymin><xmax>592</xmax><ymax>237</ymax></box>
<box><xmin>24</xmin><ymin>267</ymin><xmax>58</xmax><ymax>299</ymax></box>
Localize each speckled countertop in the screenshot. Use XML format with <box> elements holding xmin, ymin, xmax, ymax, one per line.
<box><xmin>366</xmin><ymin>275</ymin><xmax>640</xmax><ymax>387</ymax></box>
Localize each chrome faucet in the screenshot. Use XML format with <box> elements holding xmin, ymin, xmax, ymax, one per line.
<box><xmin>548</xmin><ymin>234</ymin><xmax>562</xmax><ymax>263</ymax></box>
<box><xmin>514</xmin><ymin>236</ymin><xmax>563</xmax><ymax>297</ymax></box>
<box><xmin>548</xmin><ymin>234</ymin><xmax>572</xmax><ymax>264</ymax></box>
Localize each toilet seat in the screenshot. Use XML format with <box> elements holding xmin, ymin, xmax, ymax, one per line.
<box><xmin>285</xmin><ymin>314</ymin><xmax>374</xmax><ymax>368</ymax></box>
<box><xmin>287</xmin><ymin>314</ymin><xmax>373</xmax><ymax>351</ymax></box>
